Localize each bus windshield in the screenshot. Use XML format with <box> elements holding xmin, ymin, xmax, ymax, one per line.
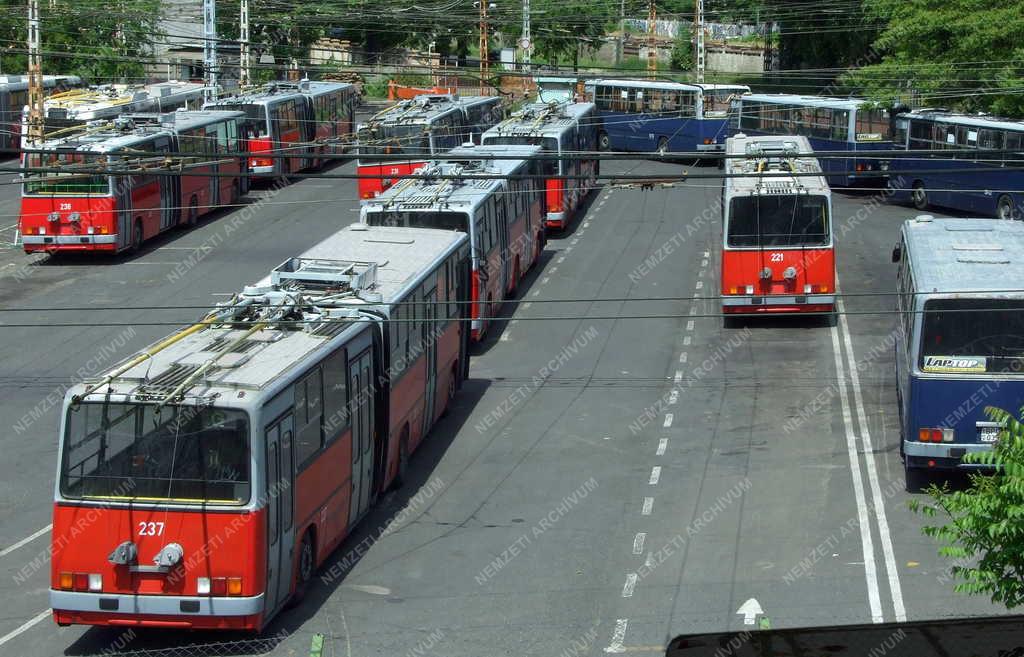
<box><xmin>855</xmin><ymin>108</ymin><xmax>892</xmax><ymax>142</ymax></box>
<box><xmin>212</xmin><ymin>103</ymin><xmax>268</xmax><ymax>137</ymax></box>
<box><xmin>60</xmin><ymin>403</ymin><xmax>250</xmax><ymax>504</ymax></box>
<box><xmin>23</xmin><ymin>152</ymin><xmax>110</xmax><ymax>195</ymax></box>
<box><xmin>363</xmin><ymin>210</ymin><xmax>468</xmax><ymax>232</ymax></box>
<box><xmin>357</xmin><ymin>124</ymin><xmax>431</xmax><ymax>158</ymax></box>
<box><xmin>727</xmin><ymin>195</ymin><xmax>830</xmax><ymax>247</ymax></box>
<box><xmin>919</xmin><ymin>299</ymin><xmax>1024</xmax><ymax>374</ymax></box>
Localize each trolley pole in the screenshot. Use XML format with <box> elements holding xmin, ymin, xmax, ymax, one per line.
<box><xmin>203</xmin><ymin>0</ymin><xmax>218</xmax><ymax>102</ymax></box>
<box><xmin>239</xmin><ymin>0</ymin><xmax>250</xmax><ymax>88</ymax></box>
<box><xmin>695</xmin><ymin>0</ymin><xmax>704</xmax><ymax>82</ymax></box>
<box><xmin>646</xmin><ymin>0</ymin><xmax>656</xmax><ymax>77</ymax></box>
<box><xmin>26</xmin><ymin>0</ymin><xmax>44</xmax><ymax>146</ymax></box>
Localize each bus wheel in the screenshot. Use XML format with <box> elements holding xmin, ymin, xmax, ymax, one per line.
<box><xmin>997</xmin><ymin>195</ymin><xmax>1017</xmax><ymax>220</ymax></box>
<box><xmin>598</xmin><ymin>132</ymin><xmax>610</xmax><ymax>152</ymax></box>
<box><xmin>911</xmin><ymin>182</ymin><xmax>928</xmax><ymax>210</ymax></box>
<box><xmin>287</xmin><ymin>530</ymin><xmax>315</xmax><ymax>608</ymax></box>
<box><xmin>904</xmin><ymin>463</ymin><xmax>926</xmax><ymax>494</ymax></box>
<box><xmin>130</xmin><ymin>219</ymin><xmax>143</xmax><ymax>253</ymax></box>
<box><xmin>656</xmin><ymin>137</ymin><xmax>668</xmax><ymax>156</ymax></box>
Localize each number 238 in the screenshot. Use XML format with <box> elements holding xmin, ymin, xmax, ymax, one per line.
<box><xmin>138</xmin><ymin>521</ymin><xmax>165</xmax><ymax>536</ymax></box>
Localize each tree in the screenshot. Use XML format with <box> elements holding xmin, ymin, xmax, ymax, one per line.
<box><xmin>670</xmin><ymin>31</ymin><xmax>692</xmax><ymax>71</ymax></box>
<box><xmin>910</xmin><ymin>405</ymin><xmax>1024</xmax><ymax>609</ymax></box>
<box><xmin>844</xmin><ymin>0</ymin><xmax>1024</xmax><ymax>115</ymax></box>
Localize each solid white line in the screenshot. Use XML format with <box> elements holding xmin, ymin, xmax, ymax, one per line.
<box><xmin>656</xmin><ymin>438</ymin><xmax>668</xmax><ymax>456</ymax></box>
<box><xmin>641</xmin><ymin>497</ymin><xmax>654</xmax><ymax>515</ymax></box>
<box><xmin>837</xmin><ymin>290</ymin><xmax>907</xmax><ymax>622</ymax></box>
<box><xmin>621</xmin><ymin>573</ymin><xmax>638</xmax><ymax>597</ymax></box>
<box><xmin>633</xmin><ymin>533</ymin><xmax>646</xmax><ymax>554</ymax></box>
<box><xmin>663</xmin><ymin>414</ymin><xmax>673</xmax><ymax>428</ymax></box>
<box><xmin>831</xmin><ymin>312</ymin><xmax>885</xmax><ymax>624</ymax></box>
<box><xmin>649</xmin><ymin>466</ymin><xmax>661</xmax><ymax>485</ymax></box>
<box><xmin>0</xmin><ymin>610</ymin><xmax>50</xmax><ymax>648</ymax></box>
<box><xmin>0</xmin><ymin>525</ymin><xmax>50</xmax><ymax>558</ymax></box>
<box><xmin>604</xmin><ymin>618</ymin><xmax>628</xmax><ymax>653</ymax></box>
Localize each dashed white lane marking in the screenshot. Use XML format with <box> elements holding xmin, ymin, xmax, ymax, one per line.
<box><xmin>604</xmin><ymin>619</ymin><xmax>628</xmax><ymax>653</ymax></box>
<box><xmin>549</xmin><ymin>267</ymin><xmax>558</xmax><ymax>273</ymax></box>
<box><xmin>633</xmin><ymin>533</ymin><xmax>646</xmax><ymax>554</ymax></box>
<box><xmin>674</xmin><ymin>370</ymin><xmax>683</xmax><ymax>383</ymax></box>
<box><xmin>531</xmin><ymin>290</ymin><xmax>540</xmax><ymax>297</ymax></box>
<box><xmin>641</xmin><ymin>497</ymin><xmax>654</xmax><ymax>515</ymax></box>
<box><xmin>540</xmin><ymin>277</ymin><xmax>550</xmax><ymax>285</ymax></box>
<box><xmin>690</xmin><ymin>307</ymin><xmax>698</xmax><ymax>316</ymax></box>
<box><xmin>622</xmin><ymin>573</ymin><xmax>638</xmax><ymax>597</ymax></box>
<box><xmin>703</xmin><ymin>251</ymin><xmax>709</xmax><ymax>257</ymax></box>
<box><xmin>564</xmin><ymin>246</ymin><xmax>573</xmax><ymax>253</ymax></box>
<box><xmin>686</xmin><ymin>320</ymin><xmax>694</xmax><ymax>331</ymax></box>
<box><xmin>0</xmin><ymin>524</ymin><xmax>50</xmax><ymax>558</ymax></box>
<box><xmin>695</xmin><ymin>281</ymin><xmax>703</xmax><ymax>290</ymax></box>
<box><xmin>0</xmin><ymin>609</ymin><xmax>50</xmax><ymax>648</ymax></box>
<box><xmin>683</xmin><ymin>336</ymin><xmax>692</xmax><ymax>346</ymax></box>
<box><xmin>662</xmin><ymin>413</ymin><xmax>673</xmax><ymax>428</ymax></box>
<box><xmin>668</xmin><ymin>390</ymin><xmax>678</xmax><ymax>404</ymax></box>
<box><xmin>679</xmin><ymin>352</ymin><xmax>688</xmax><ymax>363</ymax></box>
<box><xmin>570</xmin><ymin>238</ymin><xmax>579</xmax><ymax>245</ymax></box>
<box><xmin>648</xmin><ymin>466</ymin><xmax>661</xmax><ymax>485</ymax></box>
<box><xmin>583</xmin><ymin>222</ymin><xmax>590</xmax><ymax>228</ymax></box>
<box><xmin>500</xmin><ymin>332</ymin><xmax>510</xmax><ymax>342</ymax></box>
<box><xmin>701</xmin><ymin>259</ymin><xmax>708</xmax><ymax>268</ymax></box>
<box><xmin>523</xmin><ymin>302</ymin><xmax>532</xmax><ymax>309</ymax></box>
<box><xmin>556</xmin><ymin>256</ymin><xmax>565</xmax><ymax>264</ymax></box>
<box><xmin>656</xmin><ymin>438</ymin><xmax>668</xmax><ymax>456</ymax></box>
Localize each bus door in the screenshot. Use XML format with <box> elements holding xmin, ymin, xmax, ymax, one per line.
<box><xmin>153</xmin><ymin>136</ymin><xmax>177</xmax><ymax>230</ymax></box>
<box><xmin>495</xmin><ymin>198</ymin><xmax>510</xmax><ymax>292</ymax></box>
<box><xmin>115</xmin><ymin>175</ymin><xmax>133</xmax><ymax>250</ymax></box>
<box><xmin>348</xmin><ymin>348</ymin><xmax>376</xmax><ymax>524</ymax></box>
<box><xmin>264</xmin><ymin>413</ymin><xmax>295</xmax><ymax>612</ymax></box>
<box><xmin>422</xmin><ymin>286</ymin><xmax>438</xmax><ymax>431</ymax></box>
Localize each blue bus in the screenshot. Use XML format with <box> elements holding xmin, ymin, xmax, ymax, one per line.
<box><xmin>735</xmin><ymin>93</ymin><xmax>892</xmax><ymax>187</ymax></box>
<box><xmin>892</xmin><ymin>216</ymin><xmax>1024</xmax><ymax>491</ymax></box>
<box><xmin>889</xmin><ymin>109</ymin><xmax>1024</xmax><ymax>220</ymax></box>
<box><xmin>583</xmin><ymin>79</ymin><xmax>748</xmax><ymax>155</ymax></box>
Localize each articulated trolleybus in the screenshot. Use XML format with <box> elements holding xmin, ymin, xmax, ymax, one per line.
<box><xmin>355</xmin><ymin>94</ymin><xmax>504</xmax><ymax>200</ymax></box>
<box><xmin>51</xmin><ymin>224</ymin><xmax>470</xmax><ymax>630</ymax></box>
<box><xmin>721</xmin><ymin>134</ymin><xmax>835</xmax><ymax>317</ymax></box>
<box><xmin>20</xmin><ymin>110</ymin><xmax>246</xmax><ymax>254</ymax></box>
<box><xmin>362</xmin><ymin>144</ymin><xmax>545</xmax><ymax>340</ymax></box>
<box><xmin>481</xmin><ymin>101</ymin><xmax>598</xmax><ymax>230</ymax></box>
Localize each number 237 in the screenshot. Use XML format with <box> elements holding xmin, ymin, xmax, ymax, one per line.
<box><xmin>138</xmin><ymin>521</ymin><xmax>164</xmax><ymax>536</ymax></box>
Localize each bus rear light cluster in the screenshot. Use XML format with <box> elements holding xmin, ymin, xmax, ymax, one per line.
<box><xmin>197</xmin><ymin>577</ymin><xmax>243</xmax><ymax>596</ymax></box>
<box><xmin>59</xmin><ymin>572</ymin><xmax>102</xmax><ymax>591</ymax></box>
<box><xmin>703</xmin><ymin>138</ymin><xmax>713</xmax><ymax>144</ymax></box>
<box><xmin>918</xmin><ymin>428</ymin><xmax>954</xmax><ymax>442</ymax></box>
<box><xmin>725</xmin><ymin>285</ymin><xmax>756</xmax><ymax>295</ymax></box>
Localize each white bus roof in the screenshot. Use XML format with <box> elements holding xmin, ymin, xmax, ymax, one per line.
<box><xmin>897</xmin><ymin>109</ymin><xmax>1024</xmax><ymax>133</ymax></box>
<box><xmin>694</xmin><ymin>83</ymin><xmax>750</xmax><ymax>93</ymax></box>
<box><xmin>584</xmin><ymin>78</ymin><xmax>702</xmax><ymax>92</ymax></box>
<box><xmin>742</xmin><ymin>93</ymin><xmax>877</xmax><ymax>112</ymax></box>
<box><xmin>74</xmin><ymin>225</ymin><xmax>468</xmax><ymax>403</ymax></box>
<box><xmin>483</xmin><ymin>102</ymin><xmax>594</xmax><ymax>139</ymax></box>
<box><xmin>902</xmin><ymin>216</ymin><xmax>1024</xmax><ymax>295</ymax></box>
<box><xmin>42</xmin><ymin>81</ymin><xmax>206</xmax><ymax>120</ymax></box>
<box><xmin>364</xmin><ymin>95</ymin><xmax>493</xmax><ymax>126</ymax></box>
<box><xmin>724</xmin><ymin>134</ymin><xmax>830</xmax><ymax>197</ymax></box>
<box><xmin>126</xmin><ymin>109</ymin><xmax>246</xmax><ymax>133</ymax></box>
<box><xmin>25</xmin><ymin>121</ymin><xmax>172</xmax><ymax>153</ymax></box>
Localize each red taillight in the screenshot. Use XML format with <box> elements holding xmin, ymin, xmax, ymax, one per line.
<box><xmin>59</xmin><ymin>572</ymin><xmax>73</xmax><ymax>590</ymax></box>
<box><xmin>704</xmin><ymin>138</ymin><xmax>713</xmax><ymax>144</ymax></box>
<box><xmin>210</xmin><ymin>577</ymin><xmax>227</xmax><ymax>596</ymax></box>
<box><xmin>856</xmin><ymin>163</ymin><xmax>865</xmax><ymax>172</ymax></box>
<box><xmin>918</xmin><ymin>428</ymin><xmax>953</xmax><ymax>442</ymax></box>
<box><xmin>227</xmin><ymin>577</ymin><xmax>243</xmax><ymax>596</ymax></box>
<box><xmin>73</xmin><ymin>573</ymin><xmax>89</xmax><ymax>591</ymax></box>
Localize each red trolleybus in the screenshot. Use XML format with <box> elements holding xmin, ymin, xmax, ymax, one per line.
<box><xmin>20</xmin><ymin>110</ymin><xmax>246</xmax><ymax>254</ymax></box>
<box><xmin>355</xmin><ymin>94</ymin><xmax>504</xmax><ymax>200</ymax></box>
<box><xmin>362</xmin><ymin>144</ymin><xmax>545</xmax><ymax>340</ymax></box>
<box><xmin>204</xmin><ymin>80</ymin><xmax>357</xmax><ymax>178</ymax></box>
<box><xmin>482</xmin><ymin>101</ymin><xmax>598</xmax><ymax>229</ymax></box>
<box><xmin>0</xmin><ymin>74</ymin><xmax>83</xmax><ymax>154</ymax></box>
<box><xmin>50</xmin><ymin>224</ymin><xmax>470</xmax><ymax>630</ymax></box>
<box><xmin>720</xmin><ymin>134</ymin><xmax>835</xmax><ymax>317</ymax></box>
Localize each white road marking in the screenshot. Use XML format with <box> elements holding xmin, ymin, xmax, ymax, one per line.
<box><xmin>0</xmin><ymin>525</ymin><xmax>50</xmax><ymax>558</ymax></box>
<box><xmin>679</xmin><ymin>352</ymin><xmax>688</xmax><ymax>363</ymax></box>
<box><xmin>663</xmin><ymin>413</ymin><xmax>673</xmax><ymax>428</ymax></box>
<box><xmin>540</xmin><ymin>277</ymin><xmax>550</xmax><ymax>285</ymax></box>
<box><xmin>686</xmin><ymin>320</ymin><xmax>695</xmax><ymax>331</ymax></box>
<box><xmin>500</xmin><ymin>333</ymin><xmax>510</xmax><ymax>342</ymax></box>
<box><xmin>690</xmin><ymin>307</ymin><xmax>698</xmax><ymax>316</ymax></box>
<box><xmin>633</xmin><ymin>533</ymin><xmax>646</xmax><ymax>554</ymax></box>
<box><xmin>570</xmin><ymin>239</ymin><xmax>579</xmax><ymax>245</ymax></box>
<box><xmin>703</xmin><ymin>251</ymin><xmax>709</xmax><ymax>257</ymax></box>
<box><xmin>549</xmin><ymin>267</ymin><xmax>558</xmax><ymax>273</ymax></box>
<box><xmin>683</xmin><ymin>336</ymin><xmax>692</xmax><ymax>346</ymax></box>
<box><xmin>656</xmin><ymin>438</ymin><xmax>668</xmax><ymax>456</ymax></box>
<box><xmin>701</xmin><ymin>259</ymin><xmax>708</xmax><ymax>268</ymax></box>
<box><xmin>0</xmin><ymin>609</ymin><xmax>50</xmax><ymax>648</ymax></box>
<box><xmin>674</xmin><ymin>371</ymin><xmax>683</xmax><ymax>383</ymax></box>
<box><xmin>583</xmin><ymin>222</ymin><xmax>590</xmax><ymax>228</ymax></box>
<box><xmin>604</xmin><ymin>619</ymin><xmax>628</xmax><ymax>653</ymax></box>
<box><xmin>830</xmin><ymin>312</ymin><xmax>885</xmax><ymax>623</ymax></box>
<box><xmin>531</xmin><ymin>290</ymin><xmax>540</xmax><ymax>297</ymax></box>
<box><xmin>523</xmin><ymin>302</ymin><xmax>532</xmax><ymax>309</ymax></box>
<box><xmin>556</xmin><ymin>256</ymin><xmax>565</xmax><ymax>264</ymax></box>
<box><xmin>736</xmin><ymin>598</ymin><xmax>764</xmax><ymax>626</ymax></box>
<box><xmin>641</xmin><ymin>497</ymin><xmax>654</xmax><ymax>515</ymax></box>
<box><xmin>648</xmin><ymin>466</ymin><xmax>661</xmax><ymax>485</ymax></box>
<box><xmin>668</xmin><ymin>390</ymin><xmax>678</xmax><ymax>404</ymax></box>
<box><xmin>621</xmin><ymin>573</ymin><xmax>638</xmax><ymax>597</ymax></box>
<box><xmin>695</xmin><ymin>281</ymin><xmax>703</xmax><ymax>291</ymax></box>
<box><xmin>837</xmin><ymin>291</ymin><xmax>907</xmax><ymax>622</ymax></box>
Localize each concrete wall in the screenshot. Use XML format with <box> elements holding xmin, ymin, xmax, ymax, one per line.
<box><xmin>708</xmin><ymin>49</ymin><xmax>764</xmax><ymax>74</ymax></box>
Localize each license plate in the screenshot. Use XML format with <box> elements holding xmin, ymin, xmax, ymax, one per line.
<box><xmin>979</xmin><ymin>426</ymin><xmax>1000</xmax><ymax>443</ymax></box>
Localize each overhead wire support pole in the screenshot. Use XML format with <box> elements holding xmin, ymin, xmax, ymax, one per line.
<box><xmin>26</xmin><ymin>0</ymin><xmax>43</xmax><ymax>146</ymax></box>
<box><xmin>616</xmin><ymin>0</ymin><xmax>624</xmax><ymax>65</ymax></box>
<box><xmin>239</xmin><ymin>0</ymin><xmax>250</xmax><ymax>88</ymax></box>
<box><xmin>695</xmin><ymin>0</ymin><xmax>704</xmax><ymax>83</ymax></box>
<box><xmin>647</xmin><ymin>0</ymin><xmax>656</xmax><ymax>78</ymax></box>
<box><xmin>479</xmin><ymin>0</ymin><xmax>490</xmax><ymax>92</ymax></box>
<box><xmin>521</xmin><ymin>0</ymin><xmax>530</xmax><ymax>72</ymax></box>
<box><xmin>203</xmin><ymin>0</ymin><xmax>217</xmax><ymax>102</ymax></box>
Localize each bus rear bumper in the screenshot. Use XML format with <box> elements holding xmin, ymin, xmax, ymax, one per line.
<box><xmin>722</xmin><ymin>295</ymin><xmax>834</xmax><ymax>314</ymax></box>
<box><xmin>51</xmin><ymin>590</ymin><xmax>265</xmax><ymax>629</ymax></box>
<box><xmin>546</xmin><ymin>211</ymin><xmax>566</xmax><ymax>229</ymax></box>
<box><xmin>22</xmin><ymin>234</ymin><xmax>118</xmax><ymax>253</ymax></box>
<box><xmin>904</xmin><ymin>441</ymin><xmax>993</xmax><ymax>469</ymax></box>
<box><xmin>250</xmin><ymin>165</ymin><xmax>276</xmax><ymax>176</ymax></box>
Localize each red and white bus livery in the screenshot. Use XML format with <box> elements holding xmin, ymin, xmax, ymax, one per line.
<box><xmin>0</xmin><ymin>74</ymin><xmax>83</xmax><ymax>154</ymax></box>
<box><xmin>482</xmin><ymin>101</ymin><xmax>598</xmax><ymax>229</ymax></box>
<box><xmin>355</xmin><ymin>94</ymin><xmax>504</xmax><ymax>200</ymax></box>
<box><xmin>20</xmin><ymin>110</ymin><xmax>246</xmax><ymax>254</ymax></box>
<box><xmin>720</xmin><ymin>134</ymin><xmax>835</xmax><ymax>316</ymax></box>
<box><xmin>204</xmin><ymin>80</ymin><xmax>357</xmax><ymax>177</ymax></box>
<box><xmin>51</xmin><ymin>224</ymin><xmax>470</xmax><ymax>630</ymax></box>
<box><xmin>362</xmin><ymin>144</ymin><xmax>545</xmax><ymax>340</ymax></box>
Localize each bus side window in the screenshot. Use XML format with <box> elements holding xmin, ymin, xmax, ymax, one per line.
<box><xmin>392</xmin><ymin>301</ymin><xmax>407</xmax><ymax>375</ymax></box>
<box><xmin>408</xmin><ymin>287</ymin><xmax>421</xmax><ymax>360</ymax></box>
<box><xmin>1006</xmin><ymin>132</ymin><xmax>1023</xmax><ymax>164</ymax></box>
<box><xmin>831</xmin><ymin>110</ymin><xmax>849</xmax><ymax>141</ymax></box>
<box><xmin>295</xmin><ymin>367</ymin><xmax>323</xmax><ymax>468</ymax></box>
<box><xmin>323</xmin><ymin>348</ymin><xmax>349</xmax><ymax>440</ymax></box>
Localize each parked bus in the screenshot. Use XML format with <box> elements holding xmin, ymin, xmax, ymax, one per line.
<box><xmin>720</xmin><ymin>134</ymin><xmax>835</xmax><ymax>317</ymax></box>
<box><xmin>355</xmin><ymin>94</ymin><xmax>504</xmax><ymax>200</ymax></box>
<box><xmin>583</xmin><ymin>79</ymin><xmax>748</xmax><ymax>155</ymax></box>
<box><xmin>891</xmin><ymin>216</ymin><xmax>1024</xmax><ymax>490</ymax></box>
<box><xmin>533</xmin><ymin>76</ymin><xmax>578</xmax><ymax>103</ymax></box>
<box><xmin>50</xmin><ymin>224</ymin><xmax>471</xmax><ymax>630</ymax></box>
<box><xmin>362</xmin><ymin>144</ymin><xmax>545</xmax><ymax>340</ymax></box>
<box><xmin>735</xmin><ymin>93</ymin><xmax>893</xmax><ymax>187</ymax></box>
<box><xmin>20</xmin><ymin>110</ymin><xmax>246</xmax><ymax>254</ymax></box>
<box><xmin>204</xmin><ymin>80</ymin><xmax>357</xmax><ymax>178</ymax></box>
<box><xmin>889</xmin><ymin>109</ymin><xmax>1024</xmax><ymax>220</ymax></box>
<box><xmin>0</xmin><ymin>74</ymin><xmax>84</xmax><ymax>154</ymax></box>
<box><xmin>482</xmin><ymin>101</ymin><xmax>598</xmax><ymax>229</ymax></box>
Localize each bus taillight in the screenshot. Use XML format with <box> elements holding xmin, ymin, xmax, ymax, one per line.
<box><xmin>197</xmin><ymin>576</ymin><xmax>243</xmax><ymax>596</ymax></box>
<box><xmin>918</xmin><ymin>428</ymin><xmax>954</xmax><ymax>442</ymax></box>
<box><xmin>60</xmin><ymin>572</ymin><xmax>102</xmax><ymax>591</ymax></box>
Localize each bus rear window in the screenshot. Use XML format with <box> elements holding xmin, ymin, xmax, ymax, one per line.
<box><xmin>363</xmin><ymin>210</ymin><xmax>468</xmax><ymax>232</ymax></box>
<box><xmin>60</xmin><ymin>403</ymin><xmax>250</xmax><ymax>504</ymax></box>
<box><xmin>481</xmin><ymin>135</ymin><xmax>558</xmax><ymax>174</ymax></box>
<box><xmin>357</xmin><ymin>125</ymin><xmax>431</xmax><ymax>158</ymax></box>
<box><xmin>920</xmin><ymin>299</ymin><xmax>1024</xmax><ymax>374</ymax></box>
<box><xmin>23</xmin><ymin>152</ymin><xmax>110</xmax><ymax>195</ymax></box>
<box><xmin>726</xmin><ymin>195</ymin><xmax>830</xmax><ymax>248</ymax></box>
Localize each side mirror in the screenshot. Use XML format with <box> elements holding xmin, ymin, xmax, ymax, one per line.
<box><xmin>891</xmin><ymin>244</ymin><xmax>901</xmax><ymax>263</ymax></box>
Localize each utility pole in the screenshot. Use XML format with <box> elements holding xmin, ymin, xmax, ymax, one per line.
<box><xmin>646</xmin><ymin>0</ymin><xmax>656</xmax><ymax>77</ymax></box>
<box><xmin>520</xmin><ymin>0</ymin><xmax>531</xmax><ymax>72</ymax></box>
<box><xmin>615</xmin><ymin>0</ymin><xmax>624</xmax><ymax>66</ymax></box>
<box><xmin>239</xmin><ymin>0</ymin><xmax>250</xmax><ymax>88</ymax></box>
<box><xmin>695</xmin><ymin>0</ymin><xmax>704</xmax><ymax>83</ymax></box>
<box><xmin>479</xmin><ymin>0</ymin><xmax>490</xmax><ymax>91</ymax></box>
<box><xmin>26</xmin><ymin>0</ymin><xmax>43</xmax><ymax>146</ymax></box>
<box><xmin>203</xmin><ymin>0</ymin><xmax>218</xmax><ymax>102</ymax></box>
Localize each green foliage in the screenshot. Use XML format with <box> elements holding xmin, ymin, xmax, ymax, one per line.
<box><xmin>845</xmin><ymin>0</ymin><xmax>1024</xmax><ymax>115</ymax></box>
<box><xmin>670</xmin><ymin>32</ymin><xmax>693</xmax><ymax>71</ymax></box>
<box><xmin>911</xmin><ymin>405</ymin><xmax>1024</xmax><ymax>608</ymax></box>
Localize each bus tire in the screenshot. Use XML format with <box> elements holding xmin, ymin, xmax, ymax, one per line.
<box><xmin>904</xmin><ymin>463</ymin><xmax>926</xmax><ymax>494</ymax></box>
<box><xmin>287</xmin><ymin>529</ymin><xmax>315</xmax><ymax>608</ymax></box>
<box><xmin>997</xmin><ymin>195</ymin><xmax>1017</xmax><ymax>220</ymax></box>
<box><xmin>392</xmin><ymin>428</ymin><xmax>410</xmax><ymax>490</ymax></box>
<box><xmin>911</xmin><ymin>181</ymin><xmax>928</xmax><ymax>210</ymax></box>
<box><xmin>130</xmin><ymin>219</ymin><xmax>143</xmax><ymax>253</ymax></box>
<box><xmin>598</xmin><ymin>132</ymin><xmax>610</xmax><ymax>152</ymax></box>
